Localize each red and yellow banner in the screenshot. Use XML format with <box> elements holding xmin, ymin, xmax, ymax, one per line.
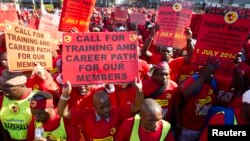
<box><xmin>154</xmin><ymin>1</ymin><xmax>193</xmax><ymax>49</ymax></box>
<box><xmin>59</xmin><ymin>0</ymin><xmax>96</xmax><ymax>32</ymax></box>
<box><xmin>5</xmin><ymin>21</ymin><xmax>52</xmax><ymax>71</ymax></box>
<box><xmin>0</xmin><ymin>3</ymin><xmax>18</xmax><ymax>31</ymax></box>
<box><xmin>191</xmin><ymin>13</ymin><xmax>250</xmax><ymax>72</ymax></box>
<box><xmin>62</xmin><ymin>32</ymin><xmax>138</xmax><ymax>85</ymax></box>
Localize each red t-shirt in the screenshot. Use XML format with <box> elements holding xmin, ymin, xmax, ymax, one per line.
<box><xmin>168</xmin><ymin>57</ymin><xmax>185</xmax><ymax>82</ymax></box>
<box><xmin>67</xmin><ymin>87</ymin><xmax>96</xmax><ymax>109</ymax></box>
<box><xmin>116</xmin><ymin>117</ymin><xmax>175</xmax><ymax>141</ymax></box>
<box><xmin>27</xmin><ymin>114</ymin><xmax>80</xmax><ymax>141</ymax></box>
<box><xmin>199</xmin><ymin>113</ymin><xmax>225</xmax><ymax>141</ymax></box>
<box><xmin>70</xmin><ymin>104</ymin><xmax>133</xmax><ymax>141</ymax></box>
<box><xmin>180</xmin><ymin>77</ymin><xmax>217</xmax><ymax>130</ymax></box>
<box><xmin>115</xmin><ymin>84</ymin><xmax>136</xmax><ymax>107</ymax></box>
<box><xmin>138</xmin><ymin>59</ymin><xmax>150</xmax><ymax>80</ymax></box>
<box><xmin>148</xmin><ymin>53</ymin><xmax>162</xmax><ymax>65</ymax></box>
<box><xmin>60</xmin><ymin>86</ymin><xmax>118</xmax><ymax>109</ymax></box>
<box><xmin>26</xmin><ymin>70</ymin><xmax>59</xmax><ymax>96</ymax></box>
<box><xmin>228</xmin><ymin>96</ymin><xmax>243</xmax><ymax>109</ymax></box>
<box><xmin>178</xmin><ymin>63</ymin><xmax>199</xmax><ymax>83</ymax></box>
<box><xmin>142</xmin><ymin>78</ymin><xmax>178</xmax><ymax>122</ymax></box>
<box><xmin>215</xmin><ymin>74</ymin><xmax>235</xmax><ymax>106</ymax></box>
<box><xmin>234</xmin><ymin>108</ymin><xmax>248</xmax><ymax>125</ymax></box>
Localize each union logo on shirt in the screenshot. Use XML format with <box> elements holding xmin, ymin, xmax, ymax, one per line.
<box><xmin>110</xmin><ymin>128</ymin><xmax>116</xmax><ymax>135</ymax></box>
<box><xmin>166</xmin><ymin>93</ymin><xmax>171</xmax><ymax>99</ymax></box>
<box><xmin>11</xmin><ymin>103</ymin><xmax>20</xmax><ymax>113</ymax></box>
<box><xmin>33</xmin><ymin>84</ymin><xmax>39</xmax><ymax>90</ymax></box>
<box><xmin>208</xmin><ymin>89</ymin><xmax>213</xmax><ymax>95</ymax></box>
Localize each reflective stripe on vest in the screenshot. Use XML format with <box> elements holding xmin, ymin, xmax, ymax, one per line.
<box><xmin>130</xmin><ymin>114</ymin><xmax>171</xmax><ymax>141</ymax></box>
<box><xmin>40</xmin><ymin>118</ymin><xmax>67</xmax><ymax>141</ymax></box>
<box><xmin>0</xmin><ymin>90</ymin><xmax>38</xmax><ymax>140</ymax></box>
<box><xmin>233</xmin><ymin>115</ymin><xmax>237</xmax><ymax>125</ymax></box>
<box><xmin>215</xmin><ymin>112</ymin><xmax>238</xmax><ymax>125</ymax></box>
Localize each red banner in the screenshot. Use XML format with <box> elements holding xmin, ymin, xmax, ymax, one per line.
<box><xmin>59</xmin><ymin>0</ymin><xmax>96</xmax><ymax>32</ymax></box>
<box><xmin>130</xmin><ymin>13</ymin><xmax>146</xmax><ymax>25</ymax></box>
<box><xmin>114</xmin><ymin>7</ymin><xmax>128</xmax><ymax>24</ymax></box>
<box><xmin>190</xmin><ymin>13</ymin><xmax>203</xmax><ymax>39</ymax></box>
<box><xmin>154</xmin><ymin>1</ymin><xmax>193</xmax><ymax>49</ymax></box>
<box><xmin>0</xmin><ymin>3</ymin><xmax>18</xmax><ymax>31</ymax></box>
<box><xmin>191</xmin><ymin>13</ymin><xmax>250</xmax><ymax>73</ymax></box>
<box><xmin>62</xmin><ymin>32</ymin><xmax>139</xmax><ymax>85</ymax></box>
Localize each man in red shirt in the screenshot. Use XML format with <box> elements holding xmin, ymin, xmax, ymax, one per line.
<box><xmin>27</xmin><ymin>91</ymin><xmax>80</xmax><ymax>141</ymax></box>
<box><xmin>140</xmin><ymin>26</ymin><xmax>194</xmax><ymax>82</ymax></box>
<box><xmin>57</xmin><ymin>78</ymin><xmax>144</xmax><ymax>141</ymax></box>
<box><xmin>214</xmin><ymin>67</ymin><xmax>244</xmax><ymax>107</ymax></box>
<box><xmin>116</xmin><ymin>98</ymin><xmax>175</xmax><ymax>141</ymax></box>
<box><xmin>142</xmin><ymin>62</ymin><xmax>179</xmax><ymax>123</ymax></box>
<box><xmin>177</xmin><ymin>58</ymin><xmax>219</xmax><ymax>141</ymax></box>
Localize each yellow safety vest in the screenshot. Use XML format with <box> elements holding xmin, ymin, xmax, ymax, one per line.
<box><xmin>0</xmin><ymin>90</ymin><xmax>37</xmax><ymax>140</ymax></box>
<box><xmin>36</xmin><ymin>118</ymin><xmax>67</xmax><ymax>141</ymax></box>
<box><xmin>130</xmin><ymin>114</ymin><xmax>171</xmax><ymax>141</ymax></box>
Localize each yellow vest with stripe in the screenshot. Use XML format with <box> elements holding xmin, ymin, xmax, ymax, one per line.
<box><xmin>36</xmin><ymin>118</ymin><xmax>67</xmax><ymax>141</ymax></box>
<box><xmin>0</xmin><ymin>90</ymin><xmax>37</xmax><ymax>140</ymax></box>
<box><xmin>130</xmin><ymin>114</ymin><xmax>171</xmax><ymax>141</ymax></box>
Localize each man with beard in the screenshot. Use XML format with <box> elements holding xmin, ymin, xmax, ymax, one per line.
<box><xmin>142</xmin><ymin>62</ymin><xmax>179</xmax><ymax>123</ymax></box>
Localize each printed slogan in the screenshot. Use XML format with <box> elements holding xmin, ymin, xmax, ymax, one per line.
<box><xmin>154</xmin><ymin>1</ymin><xmax>193</xmax><ymax>49</ymax></box>
<box><xmin>63</xmin><ymin>32</ymin><xmax>138</xmax><ymax>85</ymax></box>
<box><xmin>191</xmin><ymin>11</ymin><xmax>250</xmax><ymax>72</ymax></box>
<box><xmin>5</xmin><ymin>21</ymin><xmax>52</xmax><ymax>71</ymax></box>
